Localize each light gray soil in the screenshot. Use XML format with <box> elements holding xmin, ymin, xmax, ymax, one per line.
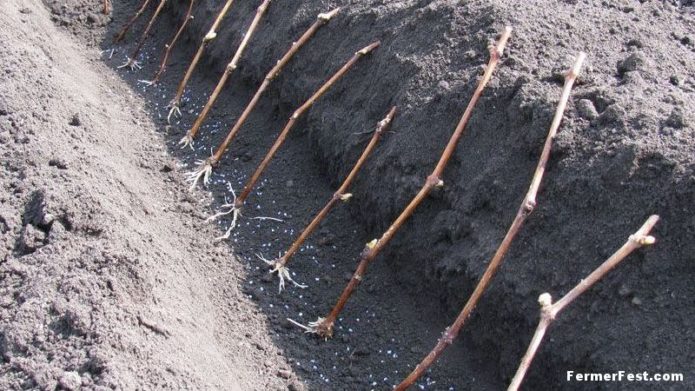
<box><xmin>0</xmin><ymin>0</ymin><xmax>293</xmax><ymax>389</ymax></box>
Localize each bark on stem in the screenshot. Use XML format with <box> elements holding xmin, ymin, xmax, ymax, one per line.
<box><xmin>310</xmin><ymin>27</ymin><xmax>513</xmax><ymax>340</ymax></box>
<box><xmin>149</xmin><ymin>0</ymin><xmax>195</xmax><ymax>85</ymax></box>
<box><xmin>183</xmin><ymin>0</ymin><xmax>272</xmax><ymax>145</ymax></box>
<box><xmin>508</xmin><ymin>215</ymin><xmax>659</xmax><ymax>391</ymax></box>
<box><xmin>124</xmin><ymin>0</ymin><xmax>167</xmax><ymax>67</ymax></box>
<box><xmin>167</xmin><ymin>0</ymin><xmax>235</xmax><ymax>119</ymax></box>
<box><xmin>206</xmin><ymin>7</ymin><xmax>340</xmax><ymax>166</ymax></box>
<box><xmin>394</xmin><ymin>51</ymin><xmax>585</xmax><ymax>390</ymax></box>
<box><xmin>113</xmin><ymin>0</ymin><xmax>151</xmax><ymax>43</ymax></box>
<box><xmin>232</xmin><ymin>41</ymin><xmax>381</xmax><ymax>209</ymax></box>
<box><xmin>276</xmin><ymin>107</ymin><xmax>396</xmax><ymax>269</ymax></box>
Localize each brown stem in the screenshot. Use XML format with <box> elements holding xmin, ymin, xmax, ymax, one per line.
<box><xmin>167</xmin><ymin>0</ymin><xmax>235</xmax><ymax>117</ymax></box>
<box><xmin>148</xmin><ymin>0</ymin><xmax>195</xmax><ymax>85</ymax></box>
<box><xmin>103</xmin><ymin>0</ymin><xmax>111</xmax><ymax>15</ymax></box>
<box><xmin>183</xmin><ymin>0</ymin><xmax>272</xmax><ymax>144</ymax></box>
<box><xmin>310</xmin><ymin>27</ymin><xmax>513</xmax><ymax>340</ymax></box>
<box><xmin>394</xmin><ymin>51</ymin><xmax>585</xmax><ymax>390</ymax></box>
<box><xmin>233</xmin><ymin>41</ymin><xmax>381</xmax><ymax>209</ymax></box>
<box><xmin>276</xmin><ymin>106</ymin><xmax>396</xmax><ymax>269</ymax></box>
<box><xmin>508</xmin><ymin>215</ymin><xmax>659</xmax><ymax>391</ymax></box>
<box><xmin>113</xmin><ymin>0</ymin><xmax>151</xmax><ymax>43</ymax></box>
<box><xmin>125</xmin><ymin>0</ymin><xmax>167</xmax><ymax>66</ymax></box>
<box><xmin>206</xmin><ymin>7</ymin><xmax>340</xmax><ymax>166</ymax></box>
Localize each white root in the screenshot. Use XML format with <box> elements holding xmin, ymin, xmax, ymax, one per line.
<box><xmin>117</xmin><ymin>57</ymin><xmax>142</xmax><ymax>70</ymax></box>
<box><xmin>257</xmin><ymin>254</ymin><xmax>307</xmax><ymax>293</ymax></box>
<box><xmin>138</xmin><ymin>79</ymin><xmax>157</xmax><ymax>86</ymax></box>
<box><xmin>100</xmin><ymin>48</ymin><xmax>116</xmax><ymax>59</ymax></box>
<box><xmin>178</xmin><ymin>134</ymin><xmax>194</xmax><ymax>150</ymax></box>
<box><xmin>187</xmin><ymin>160</ymin><xmax>213</xmax><ymax>190</ymax></box>
<box><xmin>206</xmin><ymin>182</ymin><xmax>240</xmax><ymax>240</ymax></box>
<box><xmin>167</xmin><ymin>101</ymin><xmax>182</xmax><ymax>123</ymax></box>
<box><xmin>286</xmin><ymin>317</ymin><xmax>324</xmax><ymax>334</ymax></box>
<box><xmin>251</xmin><ymin>216</ymin><xmax>285</xmax><ymax>223</ymax></box>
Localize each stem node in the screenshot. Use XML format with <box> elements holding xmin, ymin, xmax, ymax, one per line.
<box><xmin>508</xmin><ymin>216</ymin><xmax>659</xmax><ymax>391</ymax></box>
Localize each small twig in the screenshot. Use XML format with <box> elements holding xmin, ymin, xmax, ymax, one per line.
<box><xmin>180</xmin><ymin>0</ymin><xmax>272</xmax><ymax>148</ymax></box>
<box><xmin>113</xmin><ymin>0</ymin><xmax>151</xmax><ymax>43</ymax></box>
<box><xmin>167</xmin><ymin>0</ymin><xmax>236</xmax><ymax>122</ymax></box>
<box><xmin>145</xmin><ymin>0</ymin><xmax>195</xmax><ymax>85</ymax></box>
<box><xmin>394</xmin><ymin>51</ymin><xmax>585</xmax><ymax>390</ymax></box>
<box><xmin>103</xmin><ymin>0</ymin><xmax>111</xmax><ymax>15</ymax></box>
<box><xmin>508</xmin><ymin>215</ymin><xmax>659</xmax><ymax>391</ymax></box>
<box><xmin>231</xmin><ymin>40</ymin><xmax>381</xmax><ymax>221</ymax></box>
<box><xmin>298</xmin><ymin>28</ymin><xmax>512</xmax><ymax>340</ymax></box>
<box><xmin>187</xmin><ymin>7</ymin><xmax>340</xmax><ymax>188</ymax></box>
<box><xmin>263</xmin><ymin>107</ymin><xmax>396</xmax><ymax>293</ymax></box>
<box><xmin>119</xmin><ymin>0</ymin><xmax>168</xmax><ymax>71</ymax></box>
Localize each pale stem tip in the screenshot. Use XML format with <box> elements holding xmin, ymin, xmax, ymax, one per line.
<box><xmin>204</xmin><ymin>31</ymin><xmax>217</xmax><ymax>41</ymax></box>
<box><xmin>358</xmin><ymin>41</ymin><xmax>381</xmax><ymax>55</ymax></box>
<box><xmin>568</xmin><ymin>52</ymin><xmax>587</xmax><ymax>79</ymax></box>
<box><xmin>538</xmin><ymin>293</ymin><xmax>553</xmax><ymax>308</ymax></box>
<box><xmin>318</xmin><ymin>7</ymin><xmax>340</xmax><ymax>21</ymax></box>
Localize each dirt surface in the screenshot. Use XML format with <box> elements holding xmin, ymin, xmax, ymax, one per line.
<box><xmin>1</xmin><ymin>0</ymin><xmax>297</xmax><ymax>389</ymax></box>
<box><xmin>2</xmin><ymin>0</ymin><xmax>694</xmax><ymax>390</ymax></box>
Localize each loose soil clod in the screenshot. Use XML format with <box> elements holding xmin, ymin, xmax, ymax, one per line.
<box><xmin>118</xmin><ymin>0</ymin><xmax>168</xmax><ymax>70</ymax></box>
<box><xmin>207</xmin><ymin>40</ymin><xmax>381</xmax><ymax>236</ymax></box>
<box><xmin>187</xmin><ymin>7</ymin><xmax>340</xmax><ymax>188</ymax></box>
<box><xmin>507</xmin><ymin>215</ymin><xmax>659</xmax><ymax>391</ymax></box>
<box><xmin>179</xmin><ymin>0</ymin><xmax>272</xmax><ymax>149</ymax></box>
<box><xmin>113</xmin><ymin>0</ymin><xmax>151</xmax><ymax>44</ymax></box>
<box><xmin>394</xmin><ymin>52</ymin><xmax>585</xmax><ymax>390</ymax></box>
<box><xmin>142</xmin><ymin>0</ymin><xmax>196</xmax><ymax>86</ymax></box>
<box><xmin>300</xmin><ymin>27</ymin><xmax>512</xmax><ymax>340</ymax></box>
<box><xmin>261</xmin><ymin>107</ymin><xmax>396</xmax><ymax>292</ymax></box>
<box><xmin>167</xmin><ymin>0</ymin><xmax>236</xmax><ymax>123</ymax></box>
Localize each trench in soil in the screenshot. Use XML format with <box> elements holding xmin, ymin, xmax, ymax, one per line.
<box><xmin>100</xmin><ymin>2</ymin><xmax>501</xmax><ymax>390</ymax></box>
<box><xmin>80</xmin><ymin>0</ymin><xmax>695</xmax><ymax>390</ymax></box>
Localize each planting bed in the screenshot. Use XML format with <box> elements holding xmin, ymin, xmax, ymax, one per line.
<box><xmin>1</xmin><ymin>0</ymin><xmax>693</xmax><ymax>390</ymax></box>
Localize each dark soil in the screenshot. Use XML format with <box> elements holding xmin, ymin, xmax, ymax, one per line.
<box><xmin>2</xmin><ymin>0</ymin><xmax>693</xmax><ymax>390</ymax></box>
